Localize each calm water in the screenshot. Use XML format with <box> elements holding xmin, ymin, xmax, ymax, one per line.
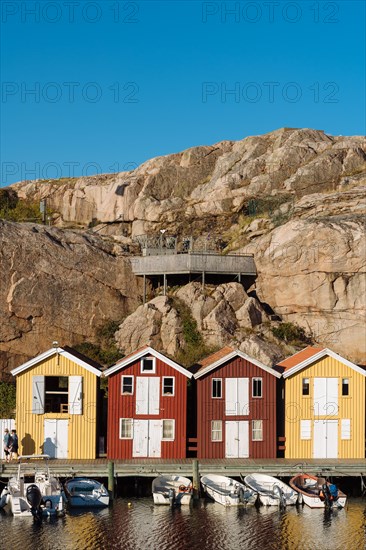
<box><xmin>1</xmin><ymin>498</ymin><xmax>365</xmax><ymax>550</ymax></box>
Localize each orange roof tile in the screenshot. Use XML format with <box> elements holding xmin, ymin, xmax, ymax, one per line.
<box><xmin>277</xmin><ymin>346</ymin><xmax>325</xmax><ymax>370</ymax></box>
<box><xmin>196</xmin><ymin>346</ymin><xmax>235</xmax><ymax>372</ymax></box>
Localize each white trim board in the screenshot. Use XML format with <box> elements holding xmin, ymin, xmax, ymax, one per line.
<box><xmin>282</xmin><ymin>348</ymin><xmax>366</xmax><ymax>379</ymax></box>
<box><xmin>11</xmin><ymin>348</ymin><xmax>102</xmax><ymax>377</ymax></box>
<box><xmin>194</xmin><ymin>349</ymin><xmax>281</xmax><ymax>379</ymax></box>
<box><xmin>103</xmin><ymin>346</ymin><xmax>192</xmax><ymax>378</ymax></box>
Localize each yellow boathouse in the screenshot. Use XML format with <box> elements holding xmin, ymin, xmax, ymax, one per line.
<box><xmin>11</xmin><ymin>346</ymin><xmax>103</xmax><ymax>459</ymax></box>
<box><xmin>280</xmin><ymin>347</ymin><xmax>366</xmax><ymax>459</ymax></box>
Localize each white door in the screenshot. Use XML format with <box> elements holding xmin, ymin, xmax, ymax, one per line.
<box><xmin>313</xmin><ymin>420</ymin><xmax>338</xmax><ymax>458</ymax></box>
<box><xmin>44</xmin><ymin>419</ymin><xmax>68</xmax><ymax>458</ymax></box>
<box><xmin>225</xmin><ymin>378</ymin><xmax>249</xmax><ymax>416</ymax></box>
<box><xmin>132</xmin><ymin>419</ymin><xmax>162</xmax><ymax>458</ymax></box>
<box><xmin>313</xmin><ymin>378</ymin><xmax>338</xmax><ymax>416</ymax></box>
<box><xmin>133</xmin><ymin>420</ymin><xmax>148</xmax><ymax>457</ymax></box>
<box><xmin>225</xmin><ymin>421</ymin><xmax>249</xmax><ymax>458</ymax></box>
<box><xmin>136</xmin><ymin>377</ymin><xmax>160</xmax><ymax>415</ymax></box>
<box><xmin>148</xmin><ymin>420</ymin><xmax>162</xmax><ymax>458</ymax></box>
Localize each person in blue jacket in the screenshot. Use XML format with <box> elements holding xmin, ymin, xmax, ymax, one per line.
<box><xmin>3</xmin><ymin>428</ymin><xmax>12</xmax><ymax>463</ymax></box>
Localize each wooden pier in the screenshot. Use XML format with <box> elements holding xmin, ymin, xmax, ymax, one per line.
<box><xmin>1</xmin><ymin>458</ymin><xmax>365</xmax><ymax>479</ymax></box>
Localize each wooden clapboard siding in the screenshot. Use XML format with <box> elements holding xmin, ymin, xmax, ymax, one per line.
<box><xmin>15</xmin><ymin>353</ymin><xmax>99</xmax><ymax>459</ymax></box>
<box><xmin>197</xmin><ymin>355</ymin><xmax>278</xmax><ymax>459</ymax></box>
<box><xmin>107</xmin><ymin>354</ymin><xmax>188</xmax><ymax>459</ymax></box>
<box><xmin>285</xmin><ymin>355</ymin><xmax>366</xmax><ymax>459</ymax></box>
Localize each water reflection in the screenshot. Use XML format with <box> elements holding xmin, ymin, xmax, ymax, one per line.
<box><xmin>1</xmin><ymin>498</ymin><xmax>365</xmax><ymax>550</ymax></box>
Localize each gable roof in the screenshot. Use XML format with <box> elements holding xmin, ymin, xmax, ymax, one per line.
<box><xmin>281</xmin><ymin>347</ymin><xmax>366</xmax><ymax>379</ymax></box>
<box><xmin>103</xmin><ymin>346</ymin><xmax>192</xmax><ymax>378</ymax></box>
<box><xmin>194</xmin><ymin>347</ymin><xmax>281</xmax><ymax>379</ymax></box>
<box><xmin>11</xmin><ymin>347</ymin><xmax>103</xmax><ymax>377</ymax></box>
<box><xmin>277</xmin><ymin>346</ymin><xmax>324</xmax><ymax>370</ymax></box>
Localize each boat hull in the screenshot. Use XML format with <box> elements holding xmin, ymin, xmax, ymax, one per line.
<box><xmin>153</xmin><ymin>492</ymin><xmax>192</xmax><ymax>505</ymax></box>
<box><xmin>245</xmin><ymin>474</ymin><xmax>298</xmax><ymax>506</ymax></box>
<box><xmin>64</xmin><ymin>478</ymin><xmax>109</xmax><ymax>508</ymax></box>
<box><xmin>302</xmin><ymin>494</ymin><xmax>347</xmax><ymax>509</ymax></box>
<box><xmin>152</xmin><ymin>475</ymin><xmax>192</xmax><ymax>506</ymax></box>
<box><xmin>289</xmin><ymin>474</ymin><xmax>347</xmax><ymax>509</ymax></box>
<box><xmin>201</xmin><ymin>475</ymin><xmax>256</xmax><ymax>507</ymax></box>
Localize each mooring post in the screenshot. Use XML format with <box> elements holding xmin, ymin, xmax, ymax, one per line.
<box><xmin>143</xmin><ymin>274</ymin><xmax>146</xmax><ymax>304</ymax></box>
<box><xmin>192</xmin><ymin>459</ymin><xmax>200</xmax><ymax>500</ymax></box>
<box><xmin>108</xmin><ymin>460</ymin><xmax>115</xmax><ymax>499</ymax></box>
<box><xmin>163</xmin><ymin>273</ymin><xmax>167</xmax><ymax>295</ymax></box>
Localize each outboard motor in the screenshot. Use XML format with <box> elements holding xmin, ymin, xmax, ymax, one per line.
<box><xmin>237</xmin><ymin>486</ymin><xmax>247</xmax><ymax>505</ymax></box>
<box><xmin>0</xmin><ymin>489</ymin><xmax>10</xmax><ymax>510</ymax></box>
<box><xmin>168</xmin><ymin>488</ymin><xmax>175</xmax><ymax>506</ymax></box>
<box><xmin>26</xmin><ymin>484</ymin><xmax>43</xmax><ymax>518</ymax></box>
<box><xmin>322</xmin><ymin>483</ymin><xmax>333</xmax><ymax>509</ymax></box>
<box><xmin>273</xmin><ymin>484</ymin><xmax>286</xmax><ymax>510</ymax></box>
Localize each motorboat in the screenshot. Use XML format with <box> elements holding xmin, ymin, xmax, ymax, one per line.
<box><xmin>201</xmin><ymin>474</ymin><xmax>257</xmax><ymax>507</ymax></box>
<box><xmin>0</xmin><ymin>454</ymin><xmax>64</xmax><ymax>518</ymax></box>
<box><xmin>152</xmin><ymin>475</ymin><xmax>192</xmax><ymax>505</ymax></box>
<box><xmin>289</xmin><ymin>473</ymin><xmax>347</xmax><ymax>509</ymax></box>
<box><xmin>244</xmin><ymin>473</ymin><xmax>298</xmax><ymax>507</ymax></box>
<box><xmin>64</xmin><ymin>477</ymin><xmax>109</xmax><ymax>507</ymax></box>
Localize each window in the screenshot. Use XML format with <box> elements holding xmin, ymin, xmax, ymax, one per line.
<box><xmin>252</xmin><ymin>378</ymin><xmax>262</xmax><ymax>398</ymax></box>
<box><xmin>162</xmin><ymin>419</ymin><xmax>175</xmax><ymax>440</ymax></box>
<box><xmin>341</xmin><ymin>419</ymin><xmax>351</xmax><ymax>440</ymax></box>
<box><xmin>121</xmin><ymin>376</ymin><xmax>134</xmax><ymax>395</ymax></box>
<box><xmin>300</xmin><ymin>420</ymin><xmax>311</xmax><ymax>440</ymax></box>
<box><xmin>45</xmin><ymin>376</ymin><xmax>69</xmax><ymax>413</ymax></box>
<box><xmin>302</xmin><ymin>378</ymin><xmax>310</xmax><ymax>396</ymax></box>
<box><xmin>212</xmin><ymin>379</ymin><xmax>222</xmax><ymax>398</ymax></box>
<box><xmin>342</xmin><ymin>378</ymin><xmax>349</xmax><ymax>396</ymax></box>
<box><xmin>141</xmin><ymin>357</ymin><xmax>156</xmax><ymax>373</ymax></box>
<box><xmin>120</xmin><ymin>418</ymin><xmax>133</xmax><ymax>439</ymax></box>
<box><xmin>211</xmin><ymin>420</ymin><xmax>222</xmax><ymax>442</ymax></box>
<box><xmin>162</xmin><ymin>377</ymin><xmax>175</xmax><ymax>396</ymax></box>
<box><xmin>252</xmin><ymin>420</ymin><xmax>263</xmax><ymax>441</ymax></box>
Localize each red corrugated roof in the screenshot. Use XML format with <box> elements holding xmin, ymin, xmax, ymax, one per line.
<box><xmin>196</xmin><ymin>346</ymin><xmax>235</xmax><ymax>372</ymax></box>
<box><xmin>277</xmin><ymin>346</ymin><xmax>325</xmax><ymax>370</ymax></box>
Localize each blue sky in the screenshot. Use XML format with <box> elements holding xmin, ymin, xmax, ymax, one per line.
<box><xmin>1</xmin><ymin>0</ymin><xmax>365</xmax><ymax>186</ymax></box>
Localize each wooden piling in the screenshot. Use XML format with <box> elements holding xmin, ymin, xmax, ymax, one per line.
<box><xmin>108</xmin><ymin>460</ymin><xmax>115</xmax><ymax>499</ymax></box>
<box><xmin>192</xmin><ymin>459</ymin><xmax>200</xmax><ymax>500</ymax></box>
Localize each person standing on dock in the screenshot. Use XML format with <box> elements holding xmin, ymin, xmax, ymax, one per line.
<box><xmin>10</xmin><ymin>429</ymin><xmax>18</xmax><ymax>460</ymax></box>
<box><xmin>3</xmin><ymin>428</ymin><xmax>12</xmax><ymax>463</ymax></box>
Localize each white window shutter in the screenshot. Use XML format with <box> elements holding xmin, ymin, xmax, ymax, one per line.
<box><xmin>225</xmin><ymin>378</ymin><xmax>237</xmax><ymax>415</ymax></box>
<box><xmin>341</xmin><ymin>419</ymin><xmax>351</xmax><ymax>440</ymax></box>
<box><xmin>32</xmin><ymin>375</ymin><xmax>45</xmax><ymax>414</ymax></box>
<box><xmin>300</xmin><ymin>420</ymin><xmax>311</xmax><ymax>440</ymax></box>
<box><xmin>148</xmin><ymin>378</ymin><xmax>160</xmax><ymax>415</ymax></box>
<box><xmin>69</xmin><ymin>376</ymin><xmax>83</xmax><ymax>415</ymax></box>
<box><xmin>238</xmin><ymin>378</ymin><xmax>249</xmax><ymax>416</ymax></box>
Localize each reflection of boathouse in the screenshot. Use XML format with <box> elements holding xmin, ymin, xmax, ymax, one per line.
<box><xmin>130</xmin><ymin>234</ymin><xmax>257</xmax><ymax>301</ymax></box>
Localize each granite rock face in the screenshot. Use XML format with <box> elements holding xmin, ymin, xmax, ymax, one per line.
<box><xmin>0</xmin><ymin>221</ymin><xmax>141</xmax><ymax>374</ymax></box>
<box><xmin>1</xmin><ymin>128</ymin><xmax>365</xmax><ymax>370</ymax></box>
<box><xmin>11</xmin><ymin>128</ymin><xmax>366</xmax><ymax>237</ymax></box>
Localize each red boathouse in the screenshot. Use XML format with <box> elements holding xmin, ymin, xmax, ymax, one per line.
<box><xmin>194</xmin><ymin>347</ymin><xmax>281</xmax><ymax>459</ymax></box>
<box><xmin>104</xmin><ymin>346</ymin><xmax>192</xmax><ymax>459</ymax></box>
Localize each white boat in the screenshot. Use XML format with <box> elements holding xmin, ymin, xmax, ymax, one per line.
<box><xmin>244</xmin><ymin>473</ymin><xmax>298</xmax><ymax>507</ymax></box>
<box><xmin>0</xmin><ymin>454</ymin><xmax>64</xmax><ymax>518</ymax></box>
<box><xmin>201</xmin><ymin>474</ymin><xmax>257</xmax><ymax>507</ymax></box>
<box><xmin>152</xmin><ymin>475</ymin><xmax>192</xmax><ymax>505</ymax></box>
<box><xmin>64</xmin><ymin>478</ymin><xmax>109</xmax><ymax>507</ymax></box>
<box><xmin>289</xmin><ymin>474</ymin><xmax>347</xmax><ymax>509</ymax></box>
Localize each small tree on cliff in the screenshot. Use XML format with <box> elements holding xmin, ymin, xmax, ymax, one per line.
<box><xmin>0</xmin><ymin>381</ymin><xmax>16</xmax><ymax>418</ymax></box>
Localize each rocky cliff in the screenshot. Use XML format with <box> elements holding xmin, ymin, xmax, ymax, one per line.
<box><xmin>1</xmin><ymin>128</ymin><xmax>365</xmax><ymax>371</ymax></box>
<box><xmin>0</xmin><ymin>221</ymin><xmax>141</xmax><ymax>374</ymax></box>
